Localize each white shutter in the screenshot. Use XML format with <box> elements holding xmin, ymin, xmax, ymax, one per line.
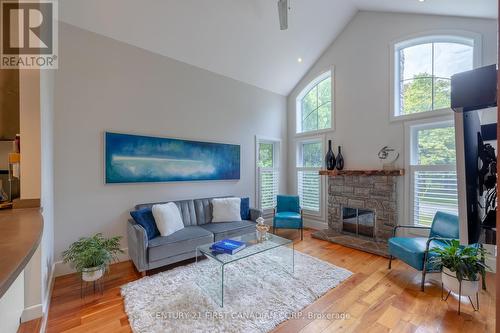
<box><xmin>411</xmin><ymin>168</ymin><xmax>458</xmax><ymax>226</ymax></box>
<box><xmin>258</xmin><ymin>168</ymin><xmax>279</xmax><ymax>211</ymax></box>
<box><xmin>297</xmin><ymin>169</ymin><xmax>320</xmax><ymax>212</ymax></box>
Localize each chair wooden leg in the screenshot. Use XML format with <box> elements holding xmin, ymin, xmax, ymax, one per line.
<box><xmin>300</xmin><ymin>227</ymin><xmax>303</xmax><ymax>240</ymax></box>
<box><xmin>388</xmin><ymin>255</ymin><xmax>393</xmax><ymax>269</ymax></box>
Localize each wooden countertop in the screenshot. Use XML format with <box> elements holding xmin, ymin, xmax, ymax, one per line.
<box><xmin>0</xmin><ymin>208</ymin><xmax>43</xmax><ymax>298</ymax></box>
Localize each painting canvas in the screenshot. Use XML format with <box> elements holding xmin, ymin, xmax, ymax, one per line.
<box><xmin>105</xmin><ymin>132</ymin><xmax>240</xmax><ymax>183</ymax></box>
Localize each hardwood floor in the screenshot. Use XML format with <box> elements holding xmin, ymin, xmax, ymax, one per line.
<box><xmin>24</xmin><ymin>229</ymin><xmax>495</xmax><ymax>332</ymax></box>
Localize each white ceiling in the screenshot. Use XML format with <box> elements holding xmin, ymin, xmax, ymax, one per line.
<box><xmin>59</xmin><ymin>0</ymin><xmax>497</xmax><ymax>96</ymax></box>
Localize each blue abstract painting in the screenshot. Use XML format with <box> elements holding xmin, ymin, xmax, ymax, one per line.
<box><xmin>105</xmin><ymin>132</ymin><xmax>240</xmax><ymax>183</ymax></box>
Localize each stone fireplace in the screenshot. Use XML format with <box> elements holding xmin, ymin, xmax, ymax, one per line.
<box><xmin>312</xmin><ymin>170</ymin><xmax>403</xmax><ymax>257</ymax></box>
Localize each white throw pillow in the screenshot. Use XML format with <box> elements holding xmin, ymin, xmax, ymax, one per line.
<box><xmin>152</xmin><ymin>202</ymin><xmax>185</xmax><ymax>237</ymax></box>
<box><xmin>212</xmin><ymin>198</ymin><xmax>242</xmax><ymax>223</ymax></box>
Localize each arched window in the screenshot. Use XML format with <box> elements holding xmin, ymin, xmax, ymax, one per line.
<box><xmin>393</xmin><ymin>35</ymin><xmax>476</xmax><ymax>118</ymax></box>
<box><xmin>296</xmin><ymin>71</ymin><xmax>332</xmax><ymax>133</ymax></box>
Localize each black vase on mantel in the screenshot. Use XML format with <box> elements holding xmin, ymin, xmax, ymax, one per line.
<box><xmin>336</xmin><ymin>146</ymin><xmax>344</xmax><ymax>170</ymax></box>
<box><xmin>325</xmin><ymin>140</ymin><xmax>336</xmax><ymax>170</ymax></box>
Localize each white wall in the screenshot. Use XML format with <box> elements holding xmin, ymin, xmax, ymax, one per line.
<box><xmin>18</xmin><ymin>69</ymin><xmax>44</xmax><ymax>323</ymax></box>
<box><xmin>53</xmin><ymin>23</ymin><xmax>287</xmax><ymax>268</ymax></box>
<box><xmin>287</xmin><ymin>11</ymin><xmax>497</xmax><ymax>225</ymax></box>
<box><xmin>40</xmin><ymin>68</ymin><xmax>55</xmax><ymax>318</ymax></box>
<box><xmin>19</xmin><ymin>69</ymin><xmax>56</xmax><ymax>324</ymax></box>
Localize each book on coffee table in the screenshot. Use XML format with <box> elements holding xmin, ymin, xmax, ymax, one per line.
<box><xmin>210</xmin><ymin>239</ymin><xmax>246</xmax><ymax>255</ymax></box>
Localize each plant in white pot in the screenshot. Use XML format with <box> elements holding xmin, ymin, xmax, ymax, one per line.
<box><xmin>62</xmin><ymin>233</ymin><xmax>123</xmax><ymax>282</ymax></box>
<box><xmin>430</xmin><ymin>239</ymin><xmax>488</xmax><ymax>312</ymax></box>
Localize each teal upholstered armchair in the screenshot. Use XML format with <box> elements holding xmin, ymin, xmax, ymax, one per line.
<box><xmin>388</xmin><ymin>211</ymin><xmax>459</xmax><ymax>291</ymax></box>
<box><xmin>273</xmin><ymin>195</ymin><xmax>303</xmax><ymax>240</ymax></box>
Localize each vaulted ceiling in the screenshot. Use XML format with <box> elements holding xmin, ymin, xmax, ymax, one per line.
<box><xmin>59</xmin><ymin>0</ymin><xmax>497</xmax><ymax>95</ymax></box>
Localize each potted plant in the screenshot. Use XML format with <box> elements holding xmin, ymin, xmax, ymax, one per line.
<box><xmin>62</xmin><ymin>233</ymin><xmax>123</xmax><ymax>282</ymax></box>
<box><xmin>430</xmin><ymin>239</ymin><xmax>489</xmax><ymax>297</ymax></box>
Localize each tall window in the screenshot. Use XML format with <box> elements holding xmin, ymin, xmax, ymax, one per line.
<box><xmin>296</xmin><ymin>71</ymin><xmax>332</xmax><ymax>133</ymax></box>
<box><xmin>394</xmin><ymin>36</ymin><xmax>474</xmax><ymax>117</ymax></box>
<box><xmin>297</xmin><ymin>139</ymin><xmax>322</xmax><ymax>213</ymax></box>
<box><xmin>256</xmin><ymin>139</ymin><xmax>279</xmax><ymax>212</ymax></box>
<box><xmin>409</xmin><ymin>121</ymin><xmax>458</xmax><ymax>226</ymax></box>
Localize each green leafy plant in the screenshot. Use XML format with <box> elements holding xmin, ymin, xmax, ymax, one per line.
<box><xmin>62</xmin><ymin>233</ymin><xmax>123</xmax><ymax>272</ymax></box>
<box><xmin>430</xmin><ymin>239</ymin><xmax>489</xmax><ymax>283</ymax></box>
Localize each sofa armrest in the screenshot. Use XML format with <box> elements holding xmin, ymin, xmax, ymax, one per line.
<box><xmin>127</xmin><ymin>219</ymin><xmax>148</xmax><ymax>272</ymax></box>
<box><xmin>249</xmin><ymin>208</ymin><xmax>263</xmax><ymax>222</ymax></box>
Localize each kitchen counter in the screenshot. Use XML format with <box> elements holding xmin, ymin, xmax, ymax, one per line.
<box><xmin>0</xmin><ymin>208</ymin><xmax>43</xmax><ymax>298</ymax></box>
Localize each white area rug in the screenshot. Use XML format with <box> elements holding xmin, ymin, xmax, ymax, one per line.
<box><xmin>121</xmin><ymin>250</ymin><xmax>352</xmax><ymax>333</ymax></box>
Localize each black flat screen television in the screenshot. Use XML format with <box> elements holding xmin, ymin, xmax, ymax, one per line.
<box><xmin>451</xmin><ymin>64</ymin><xmax>497</xmax><ymax>112</ymax></box>
<box><xmin>452</xmin><ymin>65</ymin><xmax>497</xmax><ymax>245</ymax></box>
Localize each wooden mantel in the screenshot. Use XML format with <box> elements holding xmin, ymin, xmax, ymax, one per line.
<box><xmin>319</xmin><ymin>169</ymin><xmax>405</xmax><ymax>176</ymax></box>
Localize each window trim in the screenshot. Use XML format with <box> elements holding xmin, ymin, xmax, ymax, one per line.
<box><xmin>255</xmin><ymin>136</ymin><xmax>281</xmax><ymax>215</ymax></box>
<box><xmin>389</xmin><ymin>30</ymin><xmax>482</xmax><ymax>123</ymax></box>
<box><xmin>295</xmin><ymin>135</ymin><xmax>326</xmax><ymax>219</ymax></box>
<box><xmin>403</xmin><ymin>116</ymin><xmax>457</xmax><ymax>231</ymax></box>
<box><xmin>295</xmin><ymin>69</ymin><xmax>335</xmax><ymax>136</ymax></box>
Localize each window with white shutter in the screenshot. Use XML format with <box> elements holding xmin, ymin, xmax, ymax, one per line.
<box><xmin>392</xmin><ymin>35</ymin><xmax>476</xmax><ymax>119</ymax></box>
<box><xmin>409</xmin><ymin>121</ymin><xmax>458</xmax><ymax>226</ymax></box>
<box><xmin>256</xmin><ymin>139</ymin><xmax>280</xmax><ymax>212</ymax></box>
<box><xmin>297</xmin><ymin>140</ymin><xmax>322</xmax><ymax>214</ymax></box>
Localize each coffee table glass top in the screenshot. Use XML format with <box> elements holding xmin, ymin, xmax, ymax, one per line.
<box><xmin>197</xmin><ymin>232</ymin><xmax>292</xmax><ymax>265</ymax></box>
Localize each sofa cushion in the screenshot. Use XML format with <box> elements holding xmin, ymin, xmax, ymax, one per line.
<box><xmin>194</xmin><ymin>198</ymin><xmax>213</xmax><ymax>225</ymax></box>
<box><xmin>200</xmin><ymin>220</ymin><xmax>256</xmax><ymax>241</ymax></box>
<box><xmin>148</xmin><ymin>226</ymin><xmax>213</xmax><ymax>262</ymax></box>
<box><xmin>130</xmin><ymin>208</ymin><xmax>160</xmax><ymax>240</ymax></box>
<box><xmin>152</xmin><ymin>202</ymin><xmax>185</xmax><ymax>237</ymax></box>
<box><xmin>136</xmin><ymin>199</ymin><xmax>198</xmax><ymax>226</ymax></box>
<box><xmin>240</xmin><ymin>197</ymin><xmax>250</xmax><ymax>220</ymax></box>
<box><xmin>212</xmin><ymin>198</ymin><xmax>242</xmax><ymax>223</ymax></box>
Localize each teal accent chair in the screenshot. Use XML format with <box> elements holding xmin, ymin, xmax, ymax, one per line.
<box><xmin>273</xmin><ymin>195</ymin><xmax>303</xmax><ymax>240</ymax></box>
<box><xmin>388</xmin><ymin>211</ymin><xmax>459</xmax><ymax>291</ymax></box>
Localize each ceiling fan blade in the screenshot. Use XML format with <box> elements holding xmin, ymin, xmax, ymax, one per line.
<box><xmin>277</xmin><ymin>0</ymin><xmax>288</xmax><ymax>30</ymax></box>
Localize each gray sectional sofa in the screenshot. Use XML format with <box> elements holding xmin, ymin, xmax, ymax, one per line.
<box><xmin>127</xmin><ymin>197</ymin><xmax>262</xmax><ymax>274</ymax></box>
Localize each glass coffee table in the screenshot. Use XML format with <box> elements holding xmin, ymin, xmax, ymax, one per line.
<box><xmin>195</xmin><ymin>232</ymin><xmax>294</xmax><ymax>307</ymax></box>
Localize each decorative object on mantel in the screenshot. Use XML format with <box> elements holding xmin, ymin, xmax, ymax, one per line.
<box><xmin>378</xmin><ymin>146</ymin><xmax>399</xmax><ymax>170</ymax></box>
<box><xmin>430</xmin><ymin>240</ymin><xmax>489</xmax><ymax>314</ymax></box>
<box><xmin>255</xmin><ymin>217</ymin><xmax>270</xmax><ymax>242</ymax></box>
<box><xmin>62</xmin><ymin>233</ymin><xmax>123</xmax><ymax>297</ymax></box>
<box><xmin>335</xmin><ymin>146</ymin><xmax>344</xmax><ymax>170</ymax></box>
<box><xmin>319</xmin><ymin>169</ymin><xmax>404</xmax><ymax>176</ymax></box>
<box><xmin>325</xmin><ymin>140</ymin><xmax>336</xmax><ymax>170</ymax></box>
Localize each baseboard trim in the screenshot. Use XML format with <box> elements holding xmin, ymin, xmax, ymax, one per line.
<box><xmin>54</xmin><ymin>248</ymin><xmax>129</xmax><ymax>277</ymax></box>
<box><xmin>21</xmin><ymin>304</ymin><xmax>43</xmax><ymax>323</ymax></box>
<box><xmin>304</xmin><ymin>219</ymin><xmax>327</xmax><ymax>230</ymax></box>
<box><xmin>40</xmin><ymin>262</ymin><xmax>56</xmax><ymax>333</ymax></box>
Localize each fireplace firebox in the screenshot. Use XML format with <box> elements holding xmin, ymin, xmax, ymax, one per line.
<box><xmin>342</xmin><ymin>207</ymin><xmax>375</xmax><ymax>238</ymax></box>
